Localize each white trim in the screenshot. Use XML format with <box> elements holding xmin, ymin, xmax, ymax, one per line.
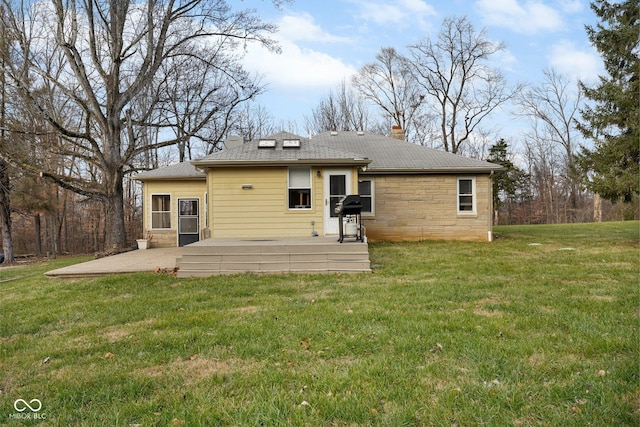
<box><xmin>324</xmin><ymin>169</ymin><xmax>352</xmax><ymax>235</ymax></box>
<box><xmin>457</xmin><ymin>177</ymin><xmax>477</xmax><ymax>215</ymax></box>
<box><xmin>177</xmin><ymin>197</ymin><xmax>201</xmax><ymax>247</ymax></box>
<box><xmin>288</xmin><ymin>167</ymin><xmax>312</xmax><ymax>210</ymax></box>
<box><xmin>150</xmin><ymin>193</ymin><xmax>172</xmax><ymax>230</ymax></box>
<box><xmin>204</xmin><ymin>192</ymin><xmax>209</xmax><ymax>228</ymax></box>
<box><xmin>358</xmin><ymin>177</ymin><xmax>375</xmax><ymax>216</ymax></box>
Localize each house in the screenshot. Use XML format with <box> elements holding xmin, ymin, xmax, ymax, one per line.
<box><xmin>134</xmin><ymin>130</ymin><xmax>502</xmax><ymax>247</ymax></box>
<box><xmin>133</xmin><ymin>161</ymin><xmax>206</xmax><ymax>247</ymax></box>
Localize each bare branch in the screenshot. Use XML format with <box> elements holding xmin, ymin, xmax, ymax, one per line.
<box><xmin>405</xmin><ymin>16</ymin><xmax>519</xmax><ymax>153</ymax></box>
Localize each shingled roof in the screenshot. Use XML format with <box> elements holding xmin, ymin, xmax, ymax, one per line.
<box><xmin>134</xmin><ymin>161</ymin><xmax>205</xmax><ymax>181</ymax></box>
<box><xmin>312</xmin><ymin>131</ymin><xmax>502</xmax><ymax>173</ymax></box>
<box><xmin>135</xmin><ymin>130</ymin><xmax>501</xmax><ymax>180</ymax></box>
<box><xmin>192</xmin><ymin>131</ymin><xmax>370</xmax><ymax>168</ymax></box>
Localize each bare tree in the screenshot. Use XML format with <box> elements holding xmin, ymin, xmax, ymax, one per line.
<box><xmin>156</xmin><ymin>48</ymin><xmax>265</xmax><ymax>161</ymax></box>
<box><xmin>352</xmin><ymin>47</ymin><xmax>423</xmax><ymax>141</ymax></box>
<box><xmin>305</xmin><ymin>80</ymin><xmax>374</xmax><ymax>134</ymax></box>
<box><xmin>0</xmin><ymin>5</ymin><xmax>14</xmax><ymax>262</ymax></box>
<box><xmin>405</xmin><ymin>16</ymin><xmax>522</xmax><ymax>153</ymax></box>
<box><xmin>516</xmin><ymin>68</ymin><xmax>584</xmax><ymax>220</ymax></box>
<box><xmin>522</xmin><ymin>131</ymin><xmax>566</xmax><ymax>224</ymax></box>
<box><xmin>226</xmin><ymin>103</ymin><xmax>279</xmax><ymax>144</ymax></box>
<box><xmin>1</xmin><ymin>0</ymin><xmax>278</xmax><ymax>251</ymax></box>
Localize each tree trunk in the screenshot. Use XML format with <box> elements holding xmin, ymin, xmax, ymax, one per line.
<box><xmin>57</xmin><ymin>189</ymin><xmax>66</xmax><ymax>253</ymax></box>
<box><xmin>0</xmin><ymin>159</ymin><xmax>13</xmax><ymax>263</ymax></box>
<box><xmin>0</xmin><ymin>25</ymin><xmax>11</xmax><ymax>264</ymax></box>
<box><xmin>103</xmin><ymin>169</ymin><xmax>127</xmax><ymax>252</ymax></box>
<box><xmin>34</xmin><ymin>213</ymin><xmax>42</xmax><ymax>256</ymax></box>
<box><xmin>48</xmin><ymin>212</ymin><xmax>57</xmax><ymax>259</ymax></box>
<box><xmin>593</xmin><ymin>193</ymin><xmax>602</xmax><ymax>222</ymax></box>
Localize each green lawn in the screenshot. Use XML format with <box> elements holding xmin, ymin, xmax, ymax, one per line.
<box><xmin>1</xmin><ymin>222</ymin><xmax>638</xmax><ymax>426</ymax></box>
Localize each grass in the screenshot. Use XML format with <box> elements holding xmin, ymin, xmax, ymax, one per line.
<box><xmin>0</xmin><ymin>221</ymin><xmax>638</xmax><ymax>426</ymax></box>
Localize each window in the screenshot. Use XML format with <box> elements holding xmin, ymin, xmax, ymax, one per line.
<box><xmin>457</xmin><ymin>177</ymin><xmax>476</xmax><ymax>213</ymax></box>
<box><xmin>178</xmin><ymin>199</ymin><xmax>199</xmax><ymax>234</ymax></box>
<box><xmin>151</xmin><ymin>194</ymin><xmax>171</xmax><ymax>228</ymax></box>
<box><xmin>358</xmin><ymin>178</ymin><xmax>374</xmax><ymax>214</ymax></box>
<box><xmin>329</xmin><ymin>174</ymin><xmax>346</xmax><ymax>218</ymax></box>
<box><xmin>288</xmin><ymin>167</ymin><xmax>311</xmax><ymax>209</ymax></box>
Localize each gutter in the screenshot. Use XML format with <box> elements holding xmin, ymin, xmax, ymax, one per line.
<box><xmin>132</xmin><ymin>176</ymin><xmax>206</xmax><ymax>182</ymax></box>
<box><xmin>359</xmin><ymin>166</ymin><xmax>504</xmax><ymax>175</ymax></box>
<box><xmin>191</xmin><ymin>158</ymin><xmax>372</xmax><ymax>168</ymax></box>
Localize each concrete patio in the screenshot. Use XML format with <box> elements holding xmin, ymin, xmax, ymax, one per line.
<box><xmin>45</xmin><ymin>247</ymin><xmax>184</xmax><ymax>278</ymax></box>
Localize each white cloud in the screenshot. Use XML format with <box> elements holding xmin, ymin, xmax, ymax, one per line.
<box><xmin>398</xmin><ymin>0</ymin><xmax>438</xmax><ymax>18</ymax></box>
<box><xmin>476</xmin><ymin>0</ymin><xmax>564</xmax><ymax>34</ymax></box>
<box><xmin>243</xmin><ymin>13</ymin><xmax>357</xmax><ymax>89</ymax></box>
<box><xmin>559</xmin><ymin>0</ymin><xmax>584</xmax><ymax>14</ymax></box>
<box><xmin>492</xmin><ymin>48</ymin><xmax>519</xmax><ymax>73</ymax></box>
<box><xmin>277</xmin><ymin>12</ymin><xmax>352</xmax><ymax>44</ymax></box>
<box><xmin>351</xmin><ymin>0</ymin><xmax>437</xmax><ymax>27</ymax></box>
<box><xmin>547</xmin><ymin>40</ymin><xmax>602</xmax><ymax>83</ymax></box>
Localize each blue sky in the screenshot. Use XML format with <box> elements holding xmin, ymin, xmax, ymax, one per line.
<box><xmin>239</xmin><ymin>0</ymin><xmax>602</xmax><ymax>140</ymax></box>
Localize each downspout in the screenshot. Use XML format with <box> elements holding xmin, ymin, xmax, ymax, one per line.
<box><xmin>140</xmin><ymin>181</ymin><xmax>145</xmax><ymax>240</ymax></box>
<box><xmin>488</xmin><ymin>170</ymin><xmax>494</xmax><ymax>242</ymax></box>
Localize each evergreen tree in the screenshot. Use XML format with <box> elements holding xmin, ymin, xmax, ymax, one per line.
<box><xmin>577</xmin><ymin>0</ymin><xmax>639</xmax><ymax>203</ymax></box>
<box><xmin>487</xmin><ymin>139</ymin><xmax>528</xmax><ymax>223</ymax></box>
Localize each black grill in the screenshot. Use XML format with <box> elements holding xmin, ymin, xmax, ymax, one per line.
<box><xmin>334</xmin><ymin>195</ymin><xmax>362</xmax><ymax>215</ymax></box>
<box><xmin>335</xmin><ymin>195</ymin><xmax>364</xmax><ymax>243</ymax></box>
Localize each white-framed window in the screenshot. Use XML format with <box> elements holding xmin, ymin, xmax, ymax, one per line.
<box><xmin>151</xmin><ymin>194</ymin><xmax>172</xmax><ymax>229</ymax></box>
<box><xmin>457</xmin><ymin>177</ymin><xmax>476</xmax><ymax>214</ymax></box>
<box><xmin>358</xmin><ymin>178</ymin><xmax>375</xmax><ymax>215</ymax></box>
<box><xmin>288</xmin><ymin>167</ymin><xmax>311</xmax><ymax>209</ymax></box>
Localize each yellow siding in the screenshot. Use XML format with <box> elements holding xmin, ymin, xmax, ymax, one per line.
<box><xmin>363</xmin><ymin>174</ymin><xmax>493</xmax><ymax>242</ymax></box>
<box><xmin>142</xmin><ymin>180</ymin><xmax>207</xmax><ymax>247</ymax></box>
<box><xmin>207</xmin><ymin>167</ymin><xmax>326</xmax><ymax>238</ymax></box>
<box><xmin>142</xmin><ymin>167</ymin><xmax>493</xmax><ymax>244</ymax></box>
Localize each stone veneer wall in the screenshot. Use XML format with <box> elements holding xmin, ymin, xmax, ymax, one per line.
<box><xmin>146</xmin><ymin>230</ymin><xmax>177</xmax><ymax>248</ymax></box>
<box><xmin>362</xmin><ymin>174</ymin><xmax>492</xmax><ymax>242</ymax></box>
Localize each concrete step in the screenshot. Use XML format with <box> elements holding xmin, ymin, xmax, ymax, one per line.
<box><xmin>176</xmin><ymin>238</ymin><xmax>371</xmax><ymax>277</ymax></box>
<box><xmin>180</xmin><ymin>243</ymin><xmax>368</xmax><ymax>256</ymax></box>
<box><xmin>178</xmin><ymin>259</ymin><xmax>371</xmax><ymax>270</ymax></box>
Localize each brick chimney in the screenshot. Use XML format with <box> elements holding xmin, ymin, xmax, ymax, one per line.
<box><xmin>390</xmin><ymin>125</ymin><xmax>405</xmax><ymax>141</ymax></box>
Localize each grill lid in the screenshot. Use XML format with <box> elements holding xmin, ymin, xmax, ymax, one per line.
<box><xmin>335</xmin><ymin>195</ymin><xmax>362</xmax><ymax>214</ymax></box>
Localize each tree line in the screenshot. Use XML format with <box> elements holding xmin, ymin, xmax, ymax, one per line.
<box><xmin>304</xmin><ymin>2</ymin><xmax>638</xmax><ymax>225</ymax></box>
<box><xmin>0</xmin><ymin>0</ymin><xmax>637</xmax><ymax>260</ymax></box>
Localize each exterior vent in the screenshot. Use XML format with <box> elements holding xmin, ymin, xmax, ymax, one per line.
<box><xmin>283</xmin><ymin>139</ymin><xmax>301</xmax><ymax>149</ymax></box>
<box><xmin>258</xmin><ymin>139</ymin><xmax>276</xmax><ymax>149</ymax></box>
<box><xmin>357</xmin><ymin>131</ymin><xmax>365</xmax><ymax>136</ymax></box>
<box><xmin>330</xmin><ymin>131</ymin><xmax>338</xmax><ymax>136</ymax></box>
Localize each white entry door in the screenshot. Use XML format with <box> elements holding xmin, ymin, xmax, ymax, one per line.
<box><xmin>324</xmin><ymin>169</ymin><xmax>352</xmax><ymax>235</ymax></box>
